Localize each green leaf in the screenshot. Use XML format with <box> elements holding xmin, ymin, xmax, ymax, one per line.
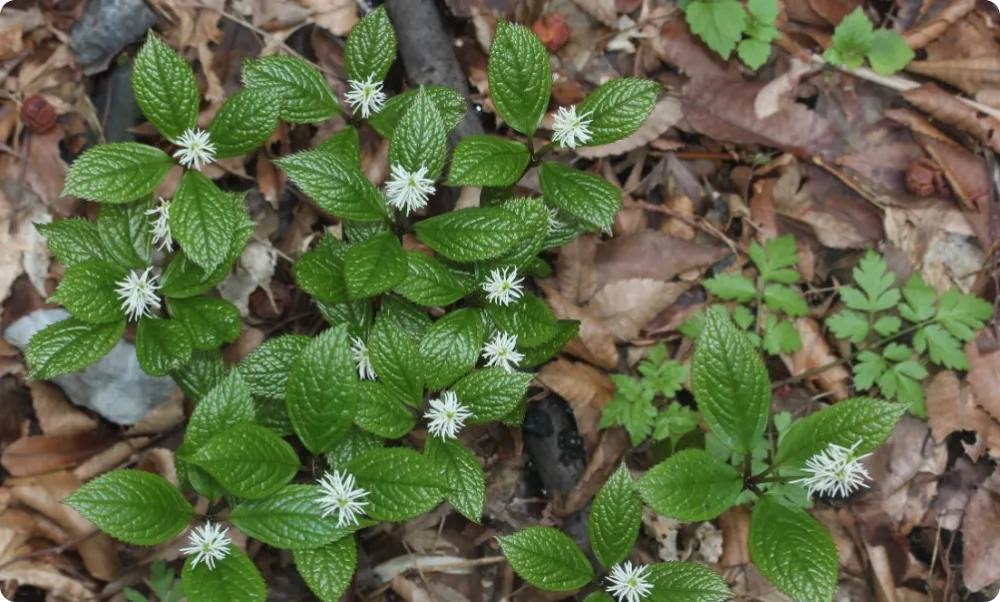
<box><xmin>188</xmin><ymin>423</ymin><xmax>299</xmax><ymax>499</ymax></box>
<box><xmin>867</xmin><ymin>28</ymin><xmax>914</xmax><ymax>75</ymax></box>
<box><xmin>63</xmin><ymin>143</ymin><xmax>172</xmax><ymax>203</ymax></box>
<box><xmin>703</xmin><ymin>272</ymin><xmax>756</xmax><ymax>302</ymax></box>
<box><xmin>345</xmin><ymin>6</ymin><xmax>397</xmax><ymax>82</ymax></box>
<box><xmin>171</xmin><ymin>350</ymin><xmax>225</xmax><ymax>402</ymax></box>
<box><xmin>749</xmin><ymin>496</ymin><xmax>838</xmax><ymax>602</ymax></box>
<box><xmin>64</xmin><ymin>469</ymin><xmax>193</xmax><ymax>545</ymax></box>
<box><xmin>936</xmin><ymin>288</ymin><xmax>993</xmax><ymax>342</ymax></box>
<box><xmin>294</xmin><ymin>537</ymin><xmax>357</xmax><ymax>602</ymax></box>
<box><xmin>242</xmin><ymin>55</ymin><xmax>339</xmax><ymax>123</ymax></box>
<box><xmin>370</xmin><ymin>86</ymin><xmax>468</xmax><ymax>138</ymax></box>
<box><xmin>487</xmin><ymin>293</ymin><xmax>559</xmax><ymax>347</ymax></box>
<box><xmin>828</xmin><ymin>7</ymin><xmax>874</xmax><ymax>69</ymax></box>
<box><xmin>293</xmin><ymin>235</ymin><xmax>350</xmax><ymax>303</ymax></box>
<box><xmin>589</xmin><ymin>464</ymin><xmax>641</xmax><ymax>569</ymax></box>
<box><xmin>738</xmin><ymin>38</ymin><xmax>773</xmax><ymax>70</ymax></box>
<box><xmin>494</xmin><ymin>197</ymin><xmax>549</xmax><ymax>267</ymax></box>
<box><xmin>684</xmin><ymin>0</ymin><xmax>748</xmax><ymax>59</ymax></box>
<box><xmin>230</xmin><ymin>485</ymin><xmax>365</xmax><ymax>549</ymax></box>
<box><xmin>487</xmin><ymin>20</ymin><xmax>552</xmax><ymax>136</ymax></box>
<box><xmin>185</xmin><ymin>369</ymin><xmax>254</xmax><ymax>451</ymax></box>
<box><xmin>750</xmin><ymin>236</ymin><xmax>799</xmax><ymax>282</ymax></box>
<box><xmin>327</xmin><ymin>427</ymin><xmax>382</xmax><ymax>468</ymax></box>
<box><xmin>775</xmin><ymin>397</ymin><xmax>905</xmax><ymax>466</ymax></box>
<box><xmin>538</xmin><ymin>162</ymin><xmax>621</xmax><ymax>230</ymax></box>
<box><xmin>452</xmin><ymin>368</ymin><xmax>533</xmax><ymax>422</ymax></box>
<box><xmin>381</xmin><ymin>295</ymin><xmax>433</xmax><ymax>339</ymax></box>
<box><xmin>207</xmin><ymin>89</ymin><xmax>280</xmax><ymax>158</ymax></box>
<box><xmin>286</xmin><ymin>325</ymin><xmax>358</xmax><ymax>454</ymax></box>
<box><xmin>254</xmin><ymin>397</ymin><xmax>294</xmax><ymax>435</ymax></box>
<box><xmin>691</xmin><ymin>311</ymin><xmax>770</xmax><ymax>454</ymax></box>
<box><xmin>171</xmin><ymin>170</ymin><xmax>235</xmax><ymax>271</ymax></box>
<box><xmin>50</xmin><ymin>260</ymin><xmax>127</xmax><ymax>324</ymax></box>
<box><xmin>899</xmin><ymin>275</ymin><xmax>936</xmax><ymax>322</ymax></box>
<box><xmin>419</xmin><ymin>308</ymin><xmax>485</xmax><ymax>390</ymax></box>
<box><xmin>368</xmin><ymin>314</ymin><xmax>424</xmax><ymax>406</ymax></box>
<box><xmin>388</xmin><ymin>87</ymin><xmax>448</xmax><ymax>179</ymax></box>
<box><xmin>355</xmin><ymin>381</ymin><xmax>415</xmax><ymax>438</ymax></box>
<box><xmin>915</xmin><ymin>324</ymin><xmax>968</xmax><ymax>369</ymax></box>
<box><xmin>578</xmin><ymin>78</ymin><xmax>659</xmax><ymax>146</ymax></box>
<box><xmin>446</xmin><ymin>136</ymin><xmax>530</xmax><ymax>187</ymax></box>
<box><xmin>497</xmin><ymin>527</ymin><xmax>593</xmax><ymax>591</ymax></box>
<box><xmin>851</xmin><ymin>251</ymin><xmax>899</xmax><ymax>312</ymax></box>
<box><xmin>646</xmin><ymin>562</ymin><xmax>732</xmax><ymax>602</ymax></box>
<box><xmin>827</xmin><ymin>309</ymin><xmax>869</xmax><ymax>344</ymax></box>
<box><xmin>239</xmin><ymin>334</ymin><xmax>310</xmax><ymax>399</ymax></box>
<box><xmin>181</xmin><ymin>549</ymin><xmax>265</xmax><ymax>602</ymax></box>
<box><xmin>37</xmin><ymin>219</ymin><xmax>111</xmax><ymax>267</ymax></box>
<box><xmin>393</xmin><ymin>252</ymin><xmax>470</xmax><ymax>307</ymax></box>
<box><xmin>168</xmin><ymin>296</ymin><xmax>241</xmax><ymax>351</ymax></box>
<box><xmin>425</xmin><ymin>437</ymin><xmax>485</xmax><ymax>523</ymax></box>
<box><xmin>520</xmin><ymin>320</ymin><xmax>579</xmax><ymax>367</ymax></box>
<box><xmin>136</xmin><ymin>317</ymin><xmax>193</xmax><ymax>377</ymax></box>
<box><xmin>653</xmin><ymin>403</ymin><xmax>700</xmax><ymax>442</ymax></box>
<box><xmin>158</xmin><ymin>252</ymin><xmax>229</xmax><ymax>299</ymax></box>
<box><xmin>344</xmin><ymin>219</ymin><xmax>390</xmax><ymax>244</ymax></box>
<box><xmin>414</xmin><ymin>207</ymin><xmax>528</xmax><ymax>262</ymax></box>
<box><xmin>344</xmin><ymin>231</ymin><xmax>407</xmax><ymax>299</ymax></box>
<box><xmin>347</xmin><ymin>448</ymin><xmax>445</xmax><ymax>521</ymax></box>
<box><xmin>600</xmin><ymin>375</ymin><xmax>657</xmax><ymax>446</ymax></box>
<box><xmin>97</xmin><ymin>198</ymin><xmax>154</xmax><ymax>269</ymax></box>
<box><xmin>132</xmin><ymin>34</ymin><xmax>200</xmax><ymax>142</ymax></box>
<box><xmin>317</xmin><ymin>298</ymin><xmax>372</xmax><ymax>337</ymax></box>
<box><xmin>763</xmin><ymin>284</ymin><xmax>808</xmax><ymax>316</ymax></box>
<box><xmin>637</xmin><ymin>449</ymin><xmax>742</xmax><ymax>521</ymax></box>
<box><xmin>761</xmin><ymin>316</ymin><xmax>802</xmax><ymax>355</ymax></box>
<box><xmin>276</xmin><ymin>149</ymin><xmax>387</xmax><ymax>221</ymax></box>
<box><xmin>317</xmin><ymin>127</ymin><xmax>361</xmax><ymax>165</ymax></box>
<box><xmin>873</xmin><ymin>315</ymin><xmax>901</xmax><ymax>337</ymax></box>
<box><xmin>853</xmin><ymin>350</ymin><xmax>885</xmax><ymax>391</ymax></box>
<box><xmin>583</xmin><ymin>593</ymin><xmax>614</xmax><ymax>602</ymax></box>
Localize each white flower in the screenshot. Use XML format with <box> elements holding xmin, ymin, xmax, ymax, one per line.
<box><xmin>424</xmin><ymin>390</ymin><xmax>473</xmax><ymax>440</ymax></box>
<box><xmin>351</xmin><ymin>336</ymin><xmax>376</xmax><ymax>381</ymax></box>
<box><xmin>180</xmin><ymin>522</ymin><xmax>231</xmax><ymax>571</ymax></box>
<box><xmin>482</xmin><ymin>267</ymin><xmax>524</xmax><ymax>306</ymax></box>
<box><xmin>345</xmin><ymin>74</ymin><xmax>387</xmax><ymax>119</ymax></box>
<box><xmin>791</xmin><ymin>440</ymin><xmax>872</xmax><ymax>499</ymax></box>
<box><xmin>482</xmin><ymin>331</ymin><xmax>524</xmax><ymax>373</ymax></box>
<box><xmin>115</xmin><ymin>267</ymin><xmax>161</xmax><ymax>322</ymax></box>
<box><xmin>385</xmin><ymin>163</ymin><xmax>435</xmax><ymax>215</ymax></box>
<box><xmin>546</xmin><ymin>205</ymin><xmax>562</xmax><ymax>232</ymax></box>
<box><xmin>317</xmin><ymin>470</ymin><xmax>370</xmax><ymax>528</ymax></box>
<box><xmin>173</xmin><ymin>128</ymin><xmax>216</xmax><ymax>171</ymax></box>
<box><xmin>146</xmin><ymin>199</ymin><xmax>173</xmax><ymax>252</ymax></box>
<box><xmin>552</xmin><ymin>105</ymin><xmax>593</xmax><ymax>149</ymax></box>
<box><xmin>606</xmin><ymin>561</ymin><xmax>653</xmax><ymax>602</ymax></box>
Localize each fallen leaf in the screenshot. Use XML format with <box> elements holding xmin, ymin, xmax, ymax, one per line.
<box><xmin>0</xmin><ymin>561</ymin><xmax>96</xmax><ymax>599</ymax></box>
<box><xmin>967</xmin><ymin>343</ymin><xmax>1000</xmax><ymax>423</ymax></box>
<box><xmin>903</xmin><ymin>83</ymin><xmax>1000</xmax><ymax>154</ymax></box>
<box><xmin>301</xmin><ymin>0</ymin><xmax>358</xmax><ymax>36</ymax></box>
<box><xmin>556</xmin><ymin>235</ymin><xmax>598</xmax><ymax>304</ymax></box>
<box><xmin>218</xmin><ymin>240</ymin><xmax>277</xmax><ymax>316</ymax></box>
<box><xmin>560</xmin><ymin>429</ymin><xmax>629</xmax><ymax>515</ymax></box>
<box><xmin>650</xmin><ymin>18</ymin><xmax>731</xmax><ymax>80</ymax></box>
<box><xmin>576</xmin><ymin>97</ymin><xmax>682</xmax><ymax>158</ymax></box>
<box><xmin>867</xmin><ymin>415</ymin><xmax>947</xmax><ymax>530</ymax></box>
<box><xmin>594</xmin><ymin>230</ymin><xmax>727</xmax><ymax>289</ymax></box>
<box><xmin>905</xmin><ymin>57</ymin><xmax>1000</xmax><ymax>96</ymax></box>
<box><xmin>73</xmin><ymin>437</ymin><xmax>151</xmax><ymax>483</ymax></box>
<box><xmin>961</xmin><ymin>468</ymin><xmax>1000</xmax><ymax>592</ymax></box>
<box><xmin>568</xmin><ymin>0</ymin><xmax>618</xmax><ymax>28</ymax></box>
<box><xmin>779</xmin><ymin>318</ymin><xmax>850</xmax><ymax>400</ymax></box>
<box><xmin>903</xmin><ymin>0</ymin><xmax>974</xmax><ymax>49</ymax></box>
<box><xmin>30</xmin><ymin>381</ymin><xmax>98</xmax><ymax>436</ymax></box>
<box><xmin>926</xmin><ymin>370</ymin><xmax>1000</xmax><ymax>461</ymax></box>
<box><xmin>718</xmin><ymin>506</ymin><xmax>751</xmax><ymax>567</ymax></box>
<box><xmin>535</xmin><ymin>358</ymin><xmax>614</xmax><ymax>445</ymax></box>
<box><xmin>1</xmin><ymin>431</ymin><xmax>117</xmax><ymax>477</ymax></box>
<box><xmin>754</xmin><ymin>59</ymin><xmax>822</xmax><ymax>120</ymax></box>
<box><xmin>541</xmin><ymin>282</ymin><xmax>618</xmax><ymax>370</ymax></box>
<box><xmin>589</xmin><ymin>279</ymin><xmax>690</xmax><ymax>341</ymax></box>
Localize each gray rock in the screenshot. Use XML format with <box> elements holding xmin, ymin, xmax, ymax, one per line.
<box><xmin>70</xmin><ymin>0</ymin><xmax>158</xmax><ymax>70</ymax></box>
<box><xmin>4</xmin><ymin>309</ymin><xmax>178</xmax><ymax>425</ymax></box>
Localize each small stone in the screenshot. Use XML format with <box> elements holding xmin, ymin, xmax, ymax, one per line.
<box><xmin>70</xmin><ymin>0</ymin><xmax>158</xmax><ymax>70</ymax></box>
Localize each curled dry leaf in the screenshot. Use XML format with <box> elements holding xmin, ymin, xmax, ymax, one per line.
<box><xmin>595</xmin><ymin>230</ymin><xmax>728</xmax><ymax>288</ymax></box>
<box><xmin>779</xmin><ymin>318</ymin><xmax>850</xmax><ymax>400</ymax></box>
<box><xmin>1</xmin><ymin>430</ymin><xmax>117</xmax><ymax>477</ymax></box>
<box><xmin>559</xmin><ymin>429</ymin><xmax>630</xmax><ymax>515</ymax></box>
<box><xmin>29</xmin><ymin>381</ymin><xmax>98</xmax><ymax>436</ymax></box>
<box><xmin>576</xmin><ymin>97</ymin><xmax>683</xmax><ymax>158</ymax></box>
<box><xmin>925</xmin><ymin>371</ymin><xmax>1000</xmax><ymax>460</ymax></box>
<box><xmin>961</xmin><ymin>468</ymin><xmax>1000</xmax><ymax>592</ymax></box>
<box><xmin>73</xmin><ymin>438</ymin><xmax>151</xmax><ymax>483</ymax></box>
<box><xmin>536</xmin><ymin>358</ymin><xmax>614</xmax><ymax>446</ymax></box>
<box><xmin>541</xmin><ymin>281</ymin><xmax>618</xmax><ymax>370</ymax></box>
<box><xmin>754</xmin><ymin>59</ymin><xmax>822</xmax><ymax>120</ymax></box>
<box><xmin>568</xmin><ymin>0</ymin><xmax>618</xmax><ymax>28</ymax></box>
<box><xmin>299</xmin><ymin>0</ymin><xmax>358</xmax><ymax>36</ymax></box>
<box><xmin>0</xmin><ymin>562</ymin><xmax>96</xmax><ymax>600</ymax></box>
<box><xmin>903</xmin><ymin>0</ymin><xmax>975</xmax><ymax>50</ymax></box>
<box><xmin>556</xmin><ymin>235</ymin><xmax>598</xmax><ymax>304</ymax></box>
<box><xmin>905</xmin><ymin>57</ymin><xmax>1000</xmax><ymax>97</ymax></box>
<box><xmin>588</xmin><ymin>279</ymin><xmax>690</xmax><ymax>341</ymax></box>
<box><xmin>650</xmin><ymin>19</ymin><xmax>731</xmax><ymax>80</ymax></box>
<box><xmin>967</xmin><ymin>343</ymin><xmax>1000</xmax><ymax>423</ymax></box>
<box><xmin>902</xmin><ymin>83</ymin><xmax>1000</xmax><ymax>154</ymax></box>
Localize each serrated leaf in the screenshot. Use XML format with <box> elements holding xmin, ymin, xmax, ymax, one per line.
<box><xmin>414</xmin><ymin>207</ymin><xmax>528</xmax><ymax>262</ymax></box>
<box><xmin>317</xmin><ymin>127</ymin><xmax>361</xmax><ymax>165</ymax></box>
<box><xmin>589</xmin><ymin>464</ymin><xmax>641</xmax><ymax>569</ymax></box>
<box><xmin>486</xmin><ymin>293</ymin><xmax>559</xmax><ymax>347</ymax></box>
<box><xmin>578</xmin><ymin>78</ymin><xmax>660</xmax><ymax>146</ymax></box>
<box><xmin>452</xmin><ymin>368</ymin><xmax>532</xmax><ymax>422</ymax></box>
<box><xmin>355</xmin><ymin>381</ymin><xmax>415</xmax><ymax>438</ymax></box>
<box><xmin>181</xmin><ymin>549</ymin><xmax>265</xmax><ymax>602</ymax></box>
<box><xmin>763</xmin><ymin>284</ymin><xmax>808</xmax><ymax>316</ymax></box>
<box><xmin>286</xmin><ymin>325</ymin><xmax>358</xmax><ymax>454</ymax></box>
<box><xmin>345</xmin><ymin>6</ymin><xmax>397</xmax><ymax>82</ymax></box>
<box><xmin>685</xmin><ymin>0</ymin><xmax>748</xmax><ymax>59</ymax></box>
<box><xmin>487</xmin><ymin>21</ymin><xmax>551</xmax><ymax>136</ymax></box>
<box><xmin>171</xmin><ymin>350</ymin><xmax>225</xmax><ymax>402</ymax></box>
<box><xmin>419</xmin><ymin>308</ymin><xmax>484</xmax><ymax>390</ymax></box>
<box><xmin>538</xmin><ymin>162</ymin><xmax>621</xmax><ymax>230</ymax></box>
<box><xmin>97</xmin><ymin>198</ymin><xmax>154</xmax><ymax>268</ymax></box>
<box><xmin>520</xmin><ymin>320</ymin><xmax>579</xmax><ymax>367</ymax></box>
<box><xmin>703</xmin><ymin>272</ymin><xmax>756</xmax><ymax>302</ymax></box>
<box><xmin>691</xmin><ymin>311</ymin><xmax>770</xmax><ymax>454</ymax></box>
<box><xmin>381</xmin><ymin>295</ymin><xmax>433</xmax><ymax>339</ymax></box>
<box><xmin>497</xmin><ymin>527</ymin><xmax>593</xmax><ymax>591</ymax></box>
<box><xmin>899</xmin><ymin>275</ymin><xmax>936</xmax><ymax>322</ymax></box>
<box><xmin>749</xmin><ymin>496</ymin><xmax>838</xmax><ymax>602</ymax></box>
<box><xmin>64</xmin><ymin>469</ymin><xmax>193</xmax><ymax>545</ymax></box>
<box><xmin>868</xmin><ymin>28</ymin><xmax>914</xmax><ymax>75</ymax></box>
<box><xmin>158</xmin><ymin>252</ymin><xmax>230</xmax><ymax>299</ymax></box>
<box><xmin>347</xmin><ymin>448</ymin><xmax>445</xmax><ymax>521</ymax></box>
<box><xmin>852</xmin><ymin>350</ymin><xmax>885</xmax><ymax>391</ymax></box>
<box><xmin>775</xmin><ymin>397</ymin><xmax>905</xmax><ymax>466</ymax></box>
<box><xmin>936</xmin><ymin>288</ymin><xmax>992</xmax><ymax>342</ymax></box>
<box><xmin>638</xmin><ymin>449</ymin><xmax>742</xmax><ymax>521</ymax></box>
<box><xmin>63</xmin><ymin>143</ymin><xmax>172</xmax><ymax>203</ymax></box>
<box><xmin>168</xmin><ymin>296</ymin><xmax>241</xmax><ymax>350</ymax></box>
<box><xmin>132</xmin><ymin>34</ymin><xmax>200</xmax><ymax>142</ymax></box>
<box><xmin>368</xmin><ymin>314</ymin><xmax>424</xmax><ymax>406</ymax></box>
<box><xmin>344</xmin><ymin>231</ymin><xmax>407</xmax><ymax>299</ymax></box>
<box><xmin>829</xmin><ymin>7</ymin><xmax>874</xmax><ymax>69</ymax></box>
<box><xmin>393</xmin><ymin>251</ymin><xmax>470</xmax><ymax>307</ymax></box>
<box><xmin>916</xmin><ymin>324</ymin><xmax>968</xmax><ymax>369</ymax></box>
<box><xmin>446</xmin><ymin>136</ymin><xmax>530</xmax><ymax>187</ymax></box>
<box><xmin>646</xmin><ymin>562</ymin><xmax>732</xmax><ymax>602</ymax></box>
<box><xmin>316</xmin><ymin>298</ymin><xmax>372</xmax><ymax>337</ymax></box>
<box><xmin>494</xmin><ymin>197</ymin><xmax>549</xmax><ymax>267</ymax></box>
<box><xmin>230</xmin><ymin>485</ymin><xmax>366</xmax><ymax>549</ymax></box>
<box><xmin>293</xmin><ymin>235</ymin><xmax>350</xmax><ymax>303</ymax></box>
<box><xmin>873</xmin><ymin>315</ymin><xmax>901</xmax><ymax>336</ymax></box>
<box><xmin>188</xmin><ymin>423</ymin><xmax>299</xmax><ymax>499</ymax></box>
<box><xmin>327</xmin><ymin>427</ymin><xmax>382</xmax><ymax>468</ymax></box>
<box><xmin>425</xmin><ymin>437</ymin><xmax>485</xmax><ymax>523</ymax></box>
<box><xmin>276</xmin><ymin>149</ymin><xmax>387</xmax><ymax>221</ymax></box>
<box><xmin>827</xmin><ymin>309</ymin><xmax>869</xmax><ymax>344</ymax></box>
<box><xmin>370</xmin><ymin>86</ymin><xmax>468</xmax><ymax>138</ymax></box>
<box><xmin>37</xmin><ymin>219</ymin><xmax>111</xmax><ymax>267</ymax></box>
<box><xmin>135</xmin><ymin>317</ymin><xmax>192</xmax><ymax>376</ymax></box>
<box><xmin>185</xmin><ymin>369</ymin><xmax>254</xmax><ymax>451</ymax></box>
<box><xmin>344</xmin><ymin>219</ymin><xmax>390</xmax><ymax>244</ymax></box>
<box><xmin>389</xmin><ymin>87</ymin><xmax>448</xmax><ymax>179</ymax></box>
<box><xmin>294</xmin><ymin>537</ymin><xmax>357</xmax><ymax>602</ymax></box>
<box><xmin>242</xmin><ymin>55</ymin><xmax>339</xmax><ymax>123</ymax></box>
<box><xmin>239</xmin><ymin>334</ymin><xmax>310</xmax><ymax>399</ymax></box>
<box><xmin>738</xmin><ymin>38</ymin><xmax>772</xmax><ymax>70</ymax></box>
<box><xmin>171</xmin><ymin>170</ymin><xmax>235</xmax><ymax>271</ymax></box>
<box><xmin>50</xmin><ymin>260</ymin><xmax>127</xmax><ymax>324</ymax></box>
<box><xmin>207</xmin><ymin>89</ymin><xmax>280</xmax><ymax>158</ymax></box>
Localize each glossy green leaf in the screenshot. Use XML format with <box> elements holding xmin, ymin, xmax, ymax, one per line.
<box><xmin>497</xmin><ymin>527</ymin><xmax>593</xmax><ymax>591</ymax></box>
<box><xmin>50</xmin><ymin>260</ymin><xmax>127</xmax><ymax>324</ymax></box>
<box><xmin>637</xmin><ymin>449</ymin><xmax>742</xmax><ymax>521</ymax></box>
<box><xmin>344</xmin><ymin>231</ymin><xmax>407</xmax><ymax>299</ymax></box>
<box><xmin>425</xmin><ymin>437</ymin><xmax>485</xmax><ymax>523</ymax></box>
<box><xmin>132</xmin><ymin>34</ymin><xmax>200</xmax><ymax>142</ymax></box>
<box><xmin>538</xmin><ymin>162</ymin><xmax>621</xmax><ymax>230</ymax></box>
<box><xmin>276</xmin><ymin>150</ymin><xmax>387</xmax><ymax>221</ymax></box>
<box><xmin>419</xmin><ymin>308</ymin><xmax>485</xmax><ymax>390</ymax></box>
<box><xmin>452</xmin><ymin>368</ymin><xmax>533</xmax><ymax>422</ymax></box>
<box><xmin>589</xmin><ymin>464</ymin><xmax>641</xmax><ymax>569</ymax></box>
<box><xmin>207</xmin><ymin>89</ymin><xmax>280</xmax><ymax>159</ymax></box>
<box><xmin>487</xmin><ymin>21</ymin><xmax>551</xmax><ymax>136</ymax></box>
<box><xmin>446</xmin><ymin>135</ymin><xmax>530</xmax><ymax>187</ymax></box>
<box><xmin>243</xmin><ymin>55</ymin><xmax>339</xmax><ymax>123</ymax></box>
<box><xmin>62</xmin><ymin>143</ymin><xmax>172</xmax><ymax>203</ymax></box>
<box><xmin>169</xmin><ymin>296</ymin><xmax>242</xmax><ymax>350</ymax></box>
<box><xmin>347</xmin><ymin>448</ymin><xmax>445</xmax><ymax>521</ymax></box>
<box><xmin>136</xmin><ymin>317</ymin><xmax>193</xmax><ymax>377</ymax></box>
<box><xmin>188</xmin><ymin>423</ymin><xmax>299</xmax><ymax>499</ymax></box>
<box><xmin>414</xmin><ymin>207</ymin><xmax>528</xmax><ymax>262</ymax></box>
<box><xmin>170</xmin><ymin>170</ymin><xmax>235</xmax><ymax>271</ymax></box>
<box><xmin>239</xmin><ymin>334</ymin><xmax>310</xmax><ymax>399</ymax></box>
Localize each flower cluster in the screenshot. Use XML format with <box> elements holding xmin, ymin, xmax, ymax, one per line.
<box><xmin>424</xmin><ymin>390</ymin><xmax>473</xmax><ymax>440</ymax></box>
<box><xmin>115</xmin><ymin>267</ymin><xmax>161</xmax><ymax>322</ymax></box>
<box><xmin>317</xmin><ymin>470</ymin><xmax>370</xmax><ymax>528</ymax></box>
<box><xmin>792</xmin><ymin>440</ymin><xmax>872</xmax><ymax>498</ymax></box>
<box><xmin>181</xmin><ymin>522</ymin><xmax>231</xmax><ymax>571</ymax></box>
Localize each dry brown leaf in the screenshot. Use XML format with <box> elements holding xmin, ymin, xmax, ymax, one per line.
<box><xmin>650</xmin><ymin>19</ymin><xmax>731</xmax><ymax>80</ymax></box>
<box><xmin>589</xmin><ymin>279</ymin><xmax>690</xmax><ymax>341</ymax></box>
<box><xmin>568</xmin><ymin>0</ymin><xmax>618</xmax><ymax>27</ymax></box>
<box><xmin>779</xmin><ymin>318</ymin><xmax>850</xmax><ymax>400</ymax></box>
<box><xmin>560</xmin><ymin>429</ymin><xmax>629</xmax><ymax>515</ymax></box>
<box><xmin>301</xmin><ymin>0</ymin><xmax>358</xmax><ymax>36</ymax></box>
<box><xmin>541</xmin><ymin>282</ymin><xmax>618</xmax><ymax>370</ymax></box>
<box><xmin>905</xmin><ymin>57</ymin><xmax>1000</xmax><ymax>96</ymax></box>
<box><xmin>73</xmin><ymin>437</ymin><xmax>151</xmax><ymax>483</ymax></box>
<box><xmin>595</xmin><ymin>230</ymin><xmax>727</xmax><ymax>289</ymax></box>
<box><xmin>0</xmin><ymin>561</ymin><xmax>96</xmax><ymax>600</ymax></box>
<box><xmin>903</xmin><ymin>0</ymin><xmax>975</xmax><ymax>50</ymax></box>
<box><xmin>130</xmin><ymin>391</ymin><xmax>186</xmax><ymax>436</ymax></box>
<box><xmin>917</xmin><ymin>134</ymin><xmax>989</xmax><ymax>212</ymax></box>
<box><xmin>926</xmin><ymin>371</ymin><xmax>1000</xmax><ymax>460</ymax></box>
<box><xmin>961</xmin><ymin>468</ymin><xmax>1000</xmax><ymax>592</ymax></box>
<box><xmin>903</xmin><ymin>83</ymin><xmax>1000</xmax><ymax>154</ymax></box>
<box><xmin>30</xmin><ymin>382</ymin><xmax>98</xmax><ymax>436</ymax></box>
<box><xmin>535</xmin><ymin>358</ymin><xmax>614</xmax><ymax>445</ymax></box>
<box><xmin>556</xmin><ymin>235</ymin><xmax>598</xmax><ymax>304</ymax></box>
<box><xmin>753</xmin><ymin>59</ymin><xmax>822</xmax><ymax>119</ymax></box>
<box><xmin>576</xmin><ymin>96</ymin><xmax>682</xmax><ymax>158</ymax></box>
<box><xmin>1</xmin><ymin>431</ymin><xmax>117</xmax><ymax>477</ymax></box>
<box><xmin>967</xmin><ymin>343</ymin><xmax>1000</xmax><ymax>423</ymax></box>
